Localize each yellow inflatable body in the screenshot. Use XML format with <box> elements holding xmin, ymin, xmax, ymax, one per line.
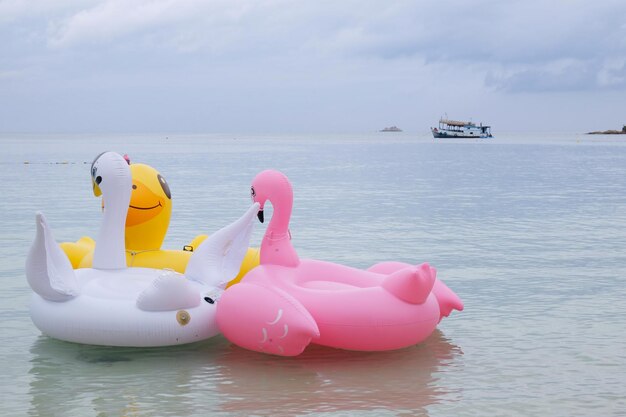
<box><xmin>61</xmin><ymin>161</ymin><xmax>259</xmax><ymax>287</ymax></box>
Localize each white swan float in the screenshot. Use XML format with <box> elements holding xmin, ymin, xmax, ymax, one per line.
<box><xmin>25</xmin><ymin>151</ymin><xmax>259</xmax><ymax>347</ymax></box>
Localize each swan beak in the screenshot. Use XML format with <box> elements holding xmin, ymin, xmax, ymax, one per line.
<box><xmin>257</xmin><ymin>210</ymin><xmax>264</xmax><ymax>223</ymax></box>
<box><xmin>92</xmin><ymin>179</ymin><xmax>102</xmax><ymax>197</ymax></box>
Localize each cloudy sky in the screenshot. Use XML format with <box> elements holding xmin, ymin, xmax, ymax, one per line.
<box><xmin>1</xmin><ymin>0</ymin><xmax>625</xmax><ymax>133</ymax></box>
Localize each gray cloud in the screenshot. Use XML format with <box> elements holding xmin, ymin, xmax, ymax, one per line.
<box><xmin>319</xmin><ymin>1</ymin><xmax>626</xmax><ymax>92</ymax></box>
<box><xmin>7</xmin><ymin>1</ymin><xmax>626</xmax><ymax>66</ymax></box>
<box><xmin>1</xmin><ymin>0</ymin><xmax>625</xmax><ymax>132</ymax></box>
<box><xmin>486</xmin><ymin>59</ymin><xmax>626</xmax><ymax>92</ymax></box>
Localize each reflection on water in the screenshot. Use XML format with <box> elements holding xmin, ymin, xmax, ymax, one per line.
<box><xmin>28</xmin><ymin>331</ymin><xmax>462</xmax><ymax>416</ymax></box>
<box><xmin>215</xmin><ymin>330</ymin><xmax>462</xmax><ymax>416</ymax></box>
<box><xmin>28</xmin><ymin>337</ymin><xmax>226</xmax><ymax>417</ymax></box>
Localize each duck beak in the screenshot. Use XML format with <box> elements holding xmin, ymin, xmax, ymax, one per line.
<box><xmin>257</xmin><ymin>210</ymin><xmax>264</xmax><ymax>223</ymax></box>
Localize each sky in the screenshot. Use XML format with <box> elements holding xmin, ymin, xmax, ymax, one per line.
<box><xmin>1</xmin><ymin>0</ymin><xmax>625</xmax><ymax>133</ymax></box>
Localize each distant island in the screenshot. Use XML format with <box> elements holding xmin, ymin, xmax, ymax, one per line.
<box><xmin>380</xmin><ymin>126</ymin><xmax>402</xmax><ymax>132</ymax></box>
<box><xmin>587</xmin><ymin>125</ymin><xmax>626</xmax><ymax>135</ymax></box>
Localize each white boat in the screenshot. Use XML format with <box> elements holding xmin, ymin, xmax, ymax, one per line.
<box><xmin>431</xmin><ymin>118</ymin><xmax>492</xmax><ymax>139</ymax></box>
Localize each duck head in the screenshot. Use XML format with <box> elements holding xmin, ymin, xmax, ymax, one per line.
<box><xmin>125</xmin><ymin>163</ymin><xmax>173</xmax><ymax>251</ymax></box>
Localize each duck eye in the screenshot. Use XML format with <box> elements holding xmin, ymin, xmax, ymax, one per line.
<box><xmin>157</xmin><ymin>174</ymin><xmax>171</xmax><ymax>200</ymax></box>
<box><xmin>132</xmin><ymin>184</ymin><xmax>137</xmax><ymax>190</ymax></box>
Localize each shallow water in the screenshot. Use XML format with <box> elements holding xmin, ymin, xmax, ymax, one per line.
<box><xmin>1</xmin><ymin>132</ymin><xmax>625</xmax><ymax>416</ymax></box>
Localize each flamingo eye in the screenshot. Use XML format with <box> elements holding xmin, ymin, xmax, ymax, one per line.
<box><xmin>250</xmin><ymin>186</ymin><xmax>256</xmax><ymax>200</ymax></box>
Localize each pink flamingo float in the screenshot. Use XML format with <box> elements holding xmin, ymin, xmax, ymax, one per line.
<box><xmin>217</xmin><ymin>170</ymin><xmax>463</xmax><ymax>356</ymax></box>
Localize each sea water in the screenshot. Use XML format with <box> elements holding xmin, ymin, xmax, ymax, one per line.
<box><xmin>0</xmin><ymin>132</ymin><xmax>624</xmax><ymax>416</ymax></box>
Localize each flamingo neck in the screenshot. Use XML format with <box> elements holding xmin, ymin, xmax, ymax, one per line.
<box><xmin>261</xmin><ymin>199</ymin><xmax>300</xmax><ymax>267</ymax></box>
<box><xmin>93</xmin><ymin>186</ymin><xmax>131</xmax><ymax>270</ymax></box>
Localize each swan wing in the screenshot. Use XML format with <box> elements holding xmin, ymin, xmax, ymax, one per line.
<box><xmin>185</xmin><ymin>203</ymin><xmax>259</xmax><ymax>288</ymax></box>
<box><xmin>25</xmin><ymin>212</ymin><xmax>79</xmax><ymax>301</ymax></box>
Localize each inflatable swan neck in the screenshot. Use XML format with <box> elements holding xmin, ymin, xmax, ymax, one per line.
<box><xmin>92</xmin><ymin>152</ymin><xmax>132</xmax><ymax>270</ymax></box>
<box><xmin>252</xmin><ymin>170</ymin><xmax>300</xmax><ymax>267</ymax></box>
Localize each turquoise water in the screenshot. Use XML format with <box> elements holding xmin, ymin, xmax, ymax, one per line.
<box><xmin>1</xmin><ymin>132</ymin><xmax>625</xmax><ymax>416</ymax></box>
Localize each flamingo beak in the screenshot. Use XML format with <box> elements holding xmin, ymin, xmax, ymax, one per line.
<box><xmin>257</xmin><ymin>210</ymin><xmax>264</xmax><ymax>223</ymax></box>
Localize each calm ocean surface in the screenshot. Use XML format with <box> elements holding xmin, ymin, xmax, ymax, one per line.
<box><xmin>1</xmin><ymin>132</ymin><xmax>625</xmax><ymax>416</ymax></box>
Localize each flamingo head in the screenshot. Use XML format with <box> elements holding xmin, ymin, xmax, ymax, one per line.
<box><xmin>250</xmin><ymin>170</ymin><xmax>293</xmax><ymax>224</ymax></box>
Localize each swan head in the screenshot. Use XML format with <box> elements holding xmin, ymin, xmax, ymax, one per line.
<box><xmin>250</xmin><ymin>170</ymin><xmax>293</xmax><ymax>223</ymax></box>
<box><xmin>90</xmin><ymin>151</ymin><xmax>133</xmax><ymax>270</ymax></box>
<box><xmin>91</xmin><ymin>152</ymin><xmax>132</xmax><ymax>198</ymax></box>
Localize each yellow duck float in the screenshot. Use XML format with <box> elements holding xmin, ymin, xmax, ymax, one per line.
<box><xmin>61</xmin><ymin>157</ymin><xmax>259</xmax><ymax>287</ymax></box>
